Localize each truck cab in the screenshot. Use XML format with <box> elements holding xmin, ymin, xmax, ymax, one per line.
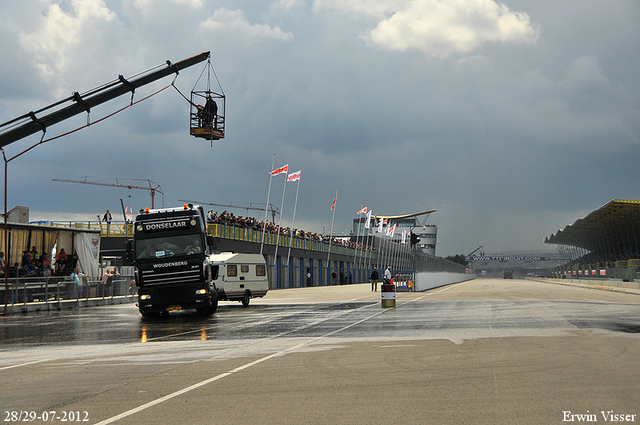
<box><xmin>132</xmin><ymin>204</ymin><xmax>218</xmax><ymax>317</ymax></box>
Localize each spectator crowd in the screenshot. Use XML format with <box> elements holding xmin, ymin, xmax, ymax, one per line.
<box><xmin>4</xmin><ymin>246</ymin><xmax>73</xmax><ymax>278</ymax></box>
<box><xmin>207</xmin><ymin>210</ymin><xmax>375</xmax><ymax>252</ymax></box>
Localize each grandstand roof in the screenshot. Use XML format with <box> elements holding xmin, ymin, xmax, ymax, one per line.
<box><xmin>545</xmin><ymin>200</ymin><xmax>640</xmax><ymax>254</ymax></box>
<box><xmin>378</xmin><ymin>209</ymin><xmax>437</xmax><ymax>220</ymax></box>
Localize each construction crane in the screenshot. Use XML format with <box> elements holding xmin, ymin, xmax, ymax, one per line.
<box><xmin>179</xmin><ymin>199</ymin><xmax>279</xmax><ymax>223</ymax></box>
<box><xmin>53</xmin><ymin>177</ymin><xmax>164</xmax><ymax>209</ymax></box>
<box><xmin>467</xmin><ymin>246</ymin><xmax>484</xmax><ymax>257</ymax></box>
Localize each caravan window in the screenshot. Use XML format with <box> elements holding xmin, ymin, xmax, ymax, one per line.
<box><xmin>241</xmin><ymin>264</ymin><xmax>249</xmax><ymax>273</ymax></box>
<box><xmin>227</xmin><ymin>264</ymin><xmax>237</xmax><ymax>277</ymax></box>
<box><xmin>256</xmin><ymin>264</ymin><xmax>266</xmax><ymax>276</ymax></box>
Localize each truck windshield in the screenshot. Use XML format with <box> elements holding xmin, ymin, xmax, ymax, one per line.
<box><xmin>136</xmin><ymin>235</ymin><xmax>203</xmax><ymax>259</ymax></box>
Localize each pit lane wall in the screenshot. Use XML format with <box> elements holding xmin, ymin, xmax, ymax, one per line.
<box><xmin>414</xmin><ymin>272</ymin><xmax>476</xmax><ymax>292</ymax></box>
<box><xmin>527</xmin><ymin>276</ymin><xmax>640</xmax><ymax>295</ymax></box>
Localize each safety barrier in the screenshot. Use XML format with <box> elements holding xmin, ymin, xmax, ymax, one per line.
<box><xmin>33</xmin><ymin>220</ymin><xmax>375</xmax><ymax>259</ymax></box>
<box><xmin>30</xmin><ymin>220</ymin><xmax>135</xmax><ymax>237</ymax></box>
<box><xmin>0</xmin><ymin>276</ymin><xmax>136</xmax><ymax>311</ymax></box>
<box><xmin>207</xmin><ymin>223</ymin><xmax>374</xmax><ymax>258</ymax></box>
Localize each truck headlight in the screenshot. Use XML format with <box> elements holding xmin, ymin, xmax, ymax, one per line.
<box><xmin>140</xmin><ymin>294</ymin><xmax>151</xmax><ymax>300</ymax></box>
<box><xmin>195</xmin><ymin>289</ymin><xmax>207</xmax><ymax>295</ymax></box>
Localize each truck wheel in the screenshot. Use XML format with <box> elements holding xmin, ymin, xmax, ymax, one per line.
<box><xmin>242</xmin><ymin>292</ymin><xmax>250</xmax><ymax>307</ymax></box>
<box><xmin>209</xmin><ymin>290</ymin><xmax>219</xmax><ymax>314</ymax></box>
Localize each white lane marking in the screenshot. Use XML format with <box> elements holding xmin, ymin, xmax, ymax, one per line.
<box><xmin>425</xmin><ymin>281</ymin><xmax>468</xmax><ymax>295</ymax></box>
<box><xmin>94</xmin><ymin>305</ymin><xmax>389</xmax><ymax>425</ymax></box>
<box><xmin>0</xmin><ymin>358</ymin><xmax>52</xmax><ymax>371</ymax></box>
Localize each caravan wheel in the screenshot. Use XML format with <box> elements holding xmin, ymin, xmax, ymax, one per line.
<box><xmin>242</xmin><ymin>292</ymin><xmax>250</xmax><ymax>307</ymax></box>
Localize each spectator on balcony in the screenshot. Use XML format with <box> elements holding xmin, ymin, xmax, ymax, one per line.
<box><xmin>56</xmin><ymin>249</ymin><xmax>68</xmax><ymax>274</ymax></box>
<box><xmin>102</xmin><ymin>209</ymin><xmax>112</xmax><ymax>224</ymax></box>
<box><xmin>22</xmin><ymin>251</ymin><xmax>32</xmax><ymax>268</ymax></box>
<box><xmin>20</xmin><ymin>262</ymin><xmax>36</xmax><ymax>277</ymax></box>
<box><xmin>30</xmin><ymin>246</ymin><xmax>40</xmax><ymax>261</ymax></box>
<box><xmin>41</xmin><ymin>254</ymin><xmax>53</xmax><ymax>278</ymax></box>
<box><xmin>10</xmin><ymin>262</ymin><xmax>19</xmax><ymax>278</ymax></box>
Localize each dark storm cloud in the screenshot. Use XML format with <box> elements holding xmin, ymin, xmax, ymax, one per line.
<box><xmin>0</xmin><ymin>0</ymin><xmax>638</xmax><ymax>256</ymax></box>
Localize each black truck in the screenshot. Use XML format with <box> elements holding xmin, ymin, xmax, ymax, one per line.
<box><xmin>129</xmin><ymin>204</ymin><xmax>218</xmax><ymax>317</ymax></box>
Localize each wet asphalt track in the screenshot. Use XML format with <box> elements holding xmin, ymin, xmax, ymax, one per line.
<box><xmin>1</xmin><ymin>279</ymin><xmax>639</xmax><ymax>425</ymax></box>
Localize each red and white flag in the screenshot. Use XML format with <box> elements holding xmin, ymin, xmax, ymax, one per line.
<box><xmin>386</xmin><ymin>222</ymin><xmax>396</xmax><ymax>237</ymax></box>
<box><xmin>377</xmin><ymin>217</ymin><xmax>385</xmax><ymax>233</ymax></box>
<box><xmin>330</xmin><ymin>193</ymin><xmax>337</xmax><ymax>210</ymax></box>
<box><xmin>271</xmin><ymin>164</ymin><xmax>288</xmax><ymax>176</ymax></box>
<box><xmin>356</xmin><ymin>206</ymin><xmax>367</xmax><ymax>215</ymax></box>
<box><xmin>287</xmin><ymin>170</ymin><xmax>301</xmax><ymax>182</ymax></box>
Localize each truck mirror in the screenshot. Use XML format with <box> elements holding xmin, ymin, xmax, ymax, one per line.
<box><xmin>125</xmin><ymin>239</ymin><xmax>134</xmax><ymax>264</ymax></box>
<box><xmin>206</xmin><ymin>235</ymin><xmax>215</xmax><ymax>250</ymax></box>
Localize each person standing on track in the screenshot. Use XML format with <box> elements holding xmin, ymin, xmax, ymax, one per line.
<box><xmin>370</xmin><ymin>267</ymin><xmax>379</xmax><ymax>292</ymax></box>
<box><xmin>384</xmin><ymin>266</ymin><xmax>392</xmax><ymax>284</ymax></box>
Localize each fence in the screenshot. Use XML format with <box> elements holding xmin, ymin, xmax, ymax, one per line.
<box><xmin>32</xmin><ymin>220</ymin><xmax>376</xmax><ymax>259</ymax></box>
<box><xmin>1</xmin><ymin>275</ymin><xmax>136</xmax><ymax>309</ymax></box>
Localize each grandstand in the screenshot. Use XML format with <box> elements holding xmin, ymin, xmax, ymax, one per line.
<box><xmin>545</xmin><ymin>199</ymin><xmax>640</xmax><ymax>281</ymax></box>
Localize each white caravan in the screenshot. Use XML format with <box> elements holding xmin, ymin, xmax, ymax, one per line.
<box><xmin>210</xmin><ymin>252</ymin><xmax>269</xmax><ymax>306</ymax></box>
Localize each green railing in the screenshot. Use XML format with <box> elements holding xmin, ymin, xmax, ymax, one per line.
<box><xmin>207</xmin><ymin>223</ymin><xmax>373</xmax><ymax>258</ymax></box>
<box><xmin>31</xmin><ymin>221</ymin><xmax>134</xmax><ymax>237</ymax></box>
<box><xmin>31</xmin><ymin>221</ymin><xmax>373</xmax><ymax>258</ymax></box>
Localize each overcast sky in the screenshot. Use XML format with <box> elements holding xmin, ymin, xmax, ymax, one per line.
<box><xmin>1</xmin><ymin>0</ymin><xmax>639</xmax><ymax>257</ymax></box>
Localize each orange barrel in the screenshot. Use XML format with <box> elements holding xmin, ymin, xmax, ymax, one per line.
<box><xmin>381</xmin><ymin>283</ymin><xmax>396</xmax><ymax>308</ymax></box>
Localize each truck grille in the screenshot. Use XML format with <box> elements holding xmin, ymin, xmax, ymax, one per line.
<box><xmin>143</xmin><ymin>269</ymin><xmax>202</xmax><ymax>286</ymax></box>
<box><xmin>157</xmin><ymin>284</ymin><xmax>191</xmax><ymax>303</ymax></box>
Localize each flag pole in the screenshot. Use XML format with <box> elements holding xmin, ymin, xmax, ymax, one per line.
<box><xmin>273</xmin><ymin>168</ymin><xmax>288</xmax><ymax>267</ymax></box>
<box><xmin>364</xmin><ymin>211</ymin><xmax>373</xmax><ymax>275</ymax></box>
<box><xmin>353</xmin><ymin>205</ymin><xmax>363</xmax><ymax>269</ymax></box>
<box><xmin>260</xmin><ymin>154</ymin><xmax>276</xmax><ymax>255</ymax></box>
<box><xmin>326</xmin><ymin>189</ymin><xmax>338</xmax><ymax>283</ymax></box>
<box><xmin>286</xmin><ymin>172</ymin><xmax>301</xmax><ymax>267</ymax></box>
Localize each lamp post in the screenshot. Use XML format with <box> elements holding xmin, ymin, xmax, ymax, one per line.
<box><xmin>2</xmin><ymin>148</ymin><xmax>8</xmax><ymax>315</ymax></box>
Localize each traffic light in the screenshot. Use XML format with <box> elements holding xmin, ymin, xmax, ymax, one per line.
<box><xmin>410</xmin><ymin>233</ymin><xmax>420</xmax><ymax>246</ymax></box>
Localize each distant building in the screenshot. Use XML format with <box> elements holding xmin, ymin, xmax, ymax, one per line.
<box><xmin>8</xmin><ymin>205</ymin><xmax>29</xmax><ymax>223</ymax></box>
<box><xmin>352</xmin><ymin>217</ymin><xmax>438</xmax><ymax>256</ymax></box>
<box><xmin>415</xmin><ymin>225</ymin><xmax>437</xmax><ymax>256</ymax></box>
<box><xmin>465</xmin><ymin>250</ymin><xmax>570</xmax><ymax>278</ymax></box>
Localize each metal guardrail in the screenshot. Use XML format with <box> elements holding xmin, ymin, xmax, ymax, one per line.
<box><xmin>30</xmin><ymin>221</ymin><xmax>466</xmax><ymax>275</ymax></box>
<box><xmin>29</xmin><ymin>220</ymin><xmax>134</xmax><ymax>237</ymax></box>
<box><xmin>32</xmin><ymin>221</ymin><xmax>375</xmax><ymax>258</ymax></box>
<box><xmin>414</xmin><ymin>250</ymin><xmax>469</xmax><ymax>274</ymax></box>
<box><xmin>210</xmin><ymin>224</ymin><xmax>374</xmax><ymax>257</ymax></box>
<box><xmin>1</xmin><ymin>276</ymin><xmax>136</xmax><ymax>308</ymax></box>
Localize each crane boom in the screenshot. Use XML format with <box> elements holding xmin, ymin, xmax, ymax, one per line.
<box><xmin>0</xmin><ymin>51</ymin><xmax>210</xmax><ymax>149</ymax></box>
<box><xmin>467</xmin><ymin>245</ymin><xmax>484</xmax><ymax>256</ymax></box>
<box><xmin>53</xmin><ymin>177</ymin><xmax>163</xmax><ymax>209</ymax></box>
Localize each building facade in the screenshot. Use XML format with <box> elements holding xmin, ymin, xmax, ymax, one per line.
<box><xmin>352</xmin><ymin>218</ymin><xmax>438</xmax><ymax>256</ymax></box>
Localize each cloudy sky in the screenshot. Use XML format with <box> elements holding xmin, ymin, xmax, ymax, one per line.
<box><xmin>1</xmin><ymin>0</ymin><xmax>639</xmax><ymax>257</ymax></box>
